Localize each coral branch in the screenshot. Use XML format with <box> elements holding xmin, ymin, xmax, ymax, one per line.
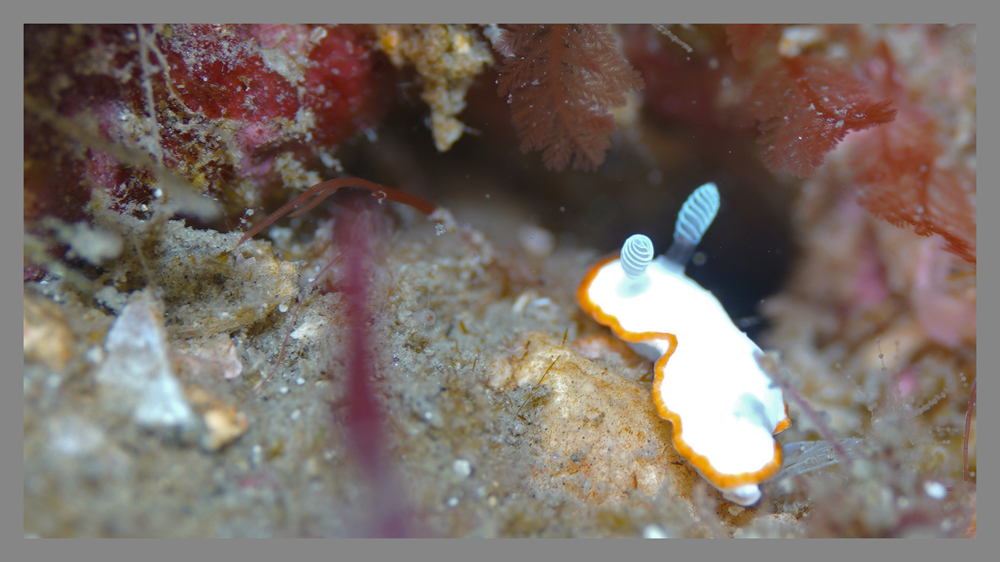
<box><xmin>748</xmin><ymin>55</ymin><xmax>897</xmax><ymax>178</ymax></box>
<box><xmin>496</xmin><ymin>24</ymin><xmax>644</xmax><ymax>172</ymax></box>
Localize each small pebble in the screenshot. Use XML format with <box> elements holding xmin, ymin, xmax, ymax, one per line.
<box><xmin>517</xmin><ymin>224</ymin><xmax>556</xmax><ymax>258</ymax></box>
<box><xmin>84</xmin><ymin>346</ymin><xmax>104</xmax><ymax>365</ymax></box>
<box><xmin>446</xmin><ymin>496</ymin><xmax>459</xmax><ymax>507</ymax></box>
<box><xmin>295</xmin><ymin>377</ymin><xmax>306</xmax><ymax>386</ymax></box>
<box><xmin>452</xmin><ymin>458</ymin><xmax>473</xmax><ymax>479</ymax></box>
<box><xmin>278</xmin><ymin>386</ymin><xmax>289</xmax><ymax>394</ymax></box>
<box><xmin>924</xmin><ymin>480</ymin><xmax>948</xmax><ymax>500</ymax></box>
<box><xmin>289</xmin><ymin>409</ymin><xmax>301</xmax><ymax>421</ymax></box>
<box><xmin>416</xmin><ymin>308</ymin><xmax>437</xmax><ymax>328</ymax></box>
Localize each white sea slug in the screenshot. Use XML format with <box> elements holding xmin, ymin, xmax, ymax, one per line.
<box><xmin>576</xmin><ymin>182</ymin><xmax>789</xmax><ymax>507</ymax></box>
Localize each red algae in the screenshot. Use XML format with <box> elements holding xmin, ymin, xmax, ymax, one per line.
<box><xmin>747</xmin><ymin>55</ymin><xmax>897</xmax><ymax>178</ymax></box>
<box><xmin>851</xmin><ymin>40</ymin><xmax>976</xmax><ymax>264</ymax></box>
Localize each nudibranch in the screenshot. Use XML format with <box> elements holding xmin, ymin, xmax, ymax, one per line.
<box><xmin>576</xmin><ymin>182</ymin><xmax>790</xmax><ymax>506</ymax></box>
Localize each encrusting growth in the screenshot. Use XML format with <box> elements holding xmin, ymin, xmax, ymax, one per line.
<box><xmin>725</xmin><ymin>24</ymin><xmax>774</xmax><ymax>61</ymax></box>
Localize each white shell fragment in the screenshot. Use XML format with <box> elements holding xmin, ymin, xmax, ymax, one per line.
<box><xmin>577</xmin><ymin>183</ymin><xmax>788</xmax><ymax>506</ymax></box>
<box><xmin>95</xmin><ymin>290</ymin><xmax>199</xmax><ymax>442</ymax></box>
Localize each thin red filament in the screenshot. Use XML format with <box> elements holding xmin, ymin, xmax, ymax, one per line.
<box><xmin>238</xmin><ymin>177</ymin><xmax>436</xmax><ymax>245</ymax></box>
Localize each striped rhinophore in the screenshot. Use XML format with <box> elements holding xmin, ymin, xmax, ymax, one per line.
<box><xmin>620</xmin><ymin>234</ymin><xmax>655</xmax><ymax>279</ymax></box>
<box><xmin>665</xmin><ymin>182</ymin><xmax>720</xmax><ymax>267</ymax></box>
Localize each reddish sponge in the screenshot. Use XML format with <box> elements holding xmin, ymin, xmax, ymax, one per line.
<box><xmin>24</xmin><ymin>24</ymin><xmax>393</xmax><ymax>222</ymax></box>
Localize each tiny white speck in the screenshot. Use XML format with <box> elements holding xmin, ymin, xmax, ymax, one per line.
<box><xmin>924</xmin><ymin>481</ymin><xmax>948</xmax><ymax>500</ymax></box>
<box><xmin>296</xmin><ymin>377</ymin><xmax>306</xmax><ymax>386</ymax></box>
<box><xmin>642</xmin><ymin>524</ymin><xmax>670</xmax><ymax>538</ymax></box>
<box><xmin>279</xmin><ymin>386</ymin><xmax>289</xmax><ymax>394</ymax></box>
<box><xmin>278</xmin><ymin>303</ymin><xmax>289</xmax><ymax>313</ymax></box>
<box><xmin>84</xmin><ymin>346</ymin><xmax>104</xmax><ymax>365</ymax></box>
<box><xmin>778</xmin><ymin>478</ymin><xmax>795</xmax><ymax>494</ymax></box>
<box><xmin>290</xmin><ymin>409</ymin><xmax>301</xmax><ymax>421</ymax></box>
<box><xmin>446</xmin><ymin>496</ymin><xmax>459</xmax><ymax>507</ymax></box>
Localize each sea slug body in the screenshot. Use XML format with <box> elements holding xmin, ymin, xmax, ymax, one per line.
<box><xmin>576</xmin><ymin>182</ymin><xmax>790</xmax><ymax>507</ymax></box>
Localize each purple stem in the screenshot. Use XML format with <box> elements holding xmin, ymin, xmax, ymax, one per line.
<box><xmin>336</xmin><ymin>196</ymin><xmax>409</xmax><ymax>537</ymax></box>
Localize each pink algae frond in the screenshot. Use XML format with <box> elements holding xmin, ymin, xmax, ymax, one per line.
<box><xmin>850</xmin><ymin>42</ymin><xmax>976</xmax><ymax>264</ymax></box>
<box><xmin>747</xmin><ymin>55</ymin><xmax>897</xmax><ymax>178</ymax></box>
